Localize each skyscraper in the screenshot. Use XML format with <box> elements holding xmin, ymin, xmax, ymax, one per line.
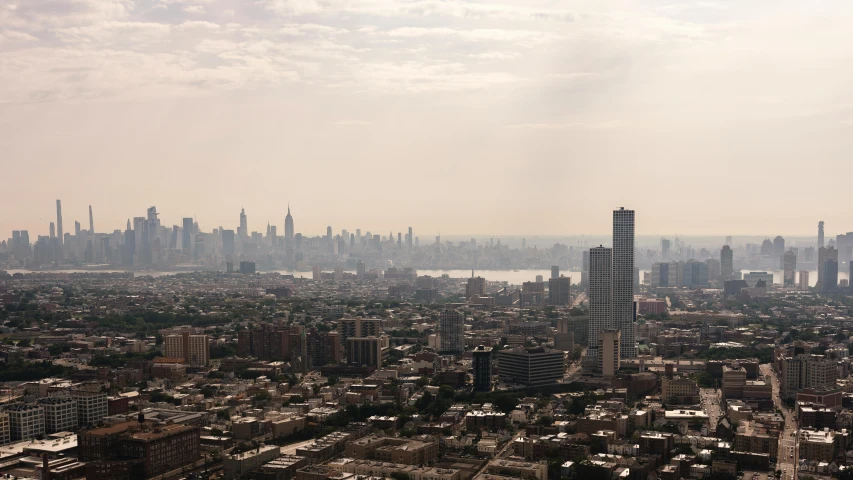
<box><xmin>88</xmin><ymin>205</ymin><xmax>94</xmax><ymax>233</ymax></box>
<box><xmin>551</xmin><ymin>266</ymin><xmax>559</xmax><ymax>279</ymax></box>
<box><xmin>660</xmin><ymin>238</ymin><xmax>671</xmax><ymax>259</ymax></box>
<box><xmin>407</xmin><ymin>227</ymin><xmax>413</xmax><ymax>248</ymax></box>
<box><xmin>439</xmin><ymin>309</ymin><xmax>464</xmax><ymax>356</ymax></box>
<box><xmin>55</xmin><ymin>200</ymin><xmax>63</xmax><ymax>246</ymax></box>
<box><xmin>721</xmin><ymin>245</ymin><xmax>733</xmax><ymax>279</ymax></box>
<box><xmin>182</xmin><ymin>217</ymin><xmax>194</xmax><ymax>254</ymax></box>
<box><xmin>472</xmin><ymin>345</ymin><xmax>493</xmax><ymax>392</ymax></box>
<box><xmin>587</xmin><ymin>246</ymin><xmax>612</xmax><ymax>357</ymax></box>
<box><xmin>783</xmin><ymin>250</ymin><xmax>797</xmax><ymax>286</ymax></box>
<box><xmin>285</xmin><ymin>204</ymin><xmax>294</xmax><ymax>246</ymax></box>
<box><xmin>239</xmin><ymin>208</ymin><xmax>247</xmax><ymax>237</ymax></box>
<box><xmin>613</xmin><ymin>208</ymin><xmax>636</xmax><ymax>359</ymax></box>
<box><xmin>818</xmin><ymin>221</ymin><xmax>825</xmax><ymax>248</ymax></box>
<box><xmin>49</xmin><ymin>222</ymin><xmax>55</xmax><ymax>239</ymax></box>
<box><xmin>817</xmin><ymin>246</ymin><xmax>838</xmax><ymax>291</ymax></box>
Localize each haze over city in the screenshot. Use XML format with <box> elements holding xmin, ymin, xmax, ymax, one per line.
<box><xmin>4</xmin><ymin>0</ymin><xmax>853</xmax><ymax>236</ymax></box>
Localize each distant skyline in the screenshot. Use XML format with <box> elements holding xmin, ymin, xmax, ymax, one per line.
<box><xmin>3</xmin><ymin>0</ymin><xmax>853</xmax><ymax>236</ymax></box>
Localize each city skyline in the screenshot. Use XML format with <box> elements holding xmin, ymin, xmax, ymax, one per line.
<box><xmin>4</xmin><ymin>199</ymin><xmax>851</xmax><ymax>241</ymax></box>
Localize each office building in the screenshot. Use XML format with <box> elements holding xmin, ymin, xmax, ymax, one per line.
<box><xmin>472</xmin><ymin>345</ymin><xmax>493</xmax><ymax>392</ymax></box>
<box><xmin>818</xmin><ymin>221</ymin><xmax>825</xmax><ymax>248</ymax></box>
<box><xmin>165</xmin><ymin>332</ymin><xmax>210</xmax><ymax>366</ymax></box>
<box><xmin>239</xmin><ymin>208</ymin><xmax>248</xmax><ymax>237</ymax></box>
<box><xmin>661</xmin><ymin>238</ymin><xmax>671</xmax><ymax>259</ymax></box>
<box><xmin>551</xmin><ymin>266</ymin><xmax>559</xmax><ymax>279</ymax></box>
<box><xmin>744</xmin><ymin>271</ymin><xmax>773</xmax><ymax>288</ymax></box>
<box><xmin>72</xmin><ymin>390</ymin><xmax>108</xmax><ymax>428</ymax></box>
<box><xmin>38</xmin><ymin>396</ymin><xmax>77</xmax><ymax>433</ymax></box>
<box><xmin>721</xmin><ymin>245</ymin><xmax>733</xmax><ymax>279</ymax></box>
<box><xmin>799</xmin><ymin>271</ymin><xmax>810</xmax><ymax>290</ymax></box>
<box><xmin>783</xmin><ymin>250</ymin><xmax>797</xmax><ymax>286</ymax></box>
<box><xmin>548</xmin><ymin>276</ymin><xmax>571</xmax><ymax>306</ymax></box>
<box><xmin>81</xmin><ymin>420</ymin><xmax>200</xmax><ymax>480</ymax></box>
<box><xmin>651</xmin><ymin>262</ymin><xmax>679</xmax><ymax>288</ymax></box>
<box><xmin>466</xmin><ymin>276</ymin><xmax>486</xmax><ymax>299</ymax></box>
<box><xmin>818</xmin><ymin>246</ymin><xmax>838</xmax><ymax>291</ymax></box>
<box><xmin>497</xmin><ymin>347</ymin><xmax>564</xmax><ymax>387</ymax></box>
<box><xmin>439</xmin><ymin>309</ymin><xmax>464</xmax><ymax>355</ymax></box>
<box><xmin>285</xmin><ymin>205</ymin><xmax>294</xmax><ymax>246</ymax></box>
<box><xmin>824</xmin><ymin>258</ymin><xmax>839</xmax><ymax>293</ymax></box>
<box><xmin>3</xmin><ymin>403</ymin><xmax>45</xmax><ymax>441</ymax></box>
<box><xmin>588</xmin><ymin>246</ymin><xmax>612</xmax><ymax>357</ymax></box>
<box><xmin>346</xmin><ymin>337</ymin><xmax>387</xmax><ymax>370</ymax></box>
<box><xmin>680</xmin><ymin>260</ymin><xmax>709</xmax><ymax>288</ymax></box>
<box><xmin>598</xmin><ymin>330</ymin><xmax>621</xmax><ymax>377</ymax></box>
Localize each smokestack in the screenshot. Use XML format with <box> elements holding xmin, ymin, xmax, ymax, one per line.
<box><xmin>42</xmin><ymin>453</ymin><xmax>49</xmax><ymax>480</ymax></box>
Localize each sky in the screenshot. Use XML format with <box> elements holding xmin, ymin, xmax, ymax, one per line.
<box><xmin>2</xmin><ymin>0</ymin><xmax>853</xmax><ymax>238</ymax></box>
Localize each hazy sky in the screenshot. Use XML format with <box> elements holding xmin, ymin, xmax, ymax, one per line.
<box><xmin>2</xmin><ymin>0</ymin><xmax>852</xmax><ymax>238</ymax></box>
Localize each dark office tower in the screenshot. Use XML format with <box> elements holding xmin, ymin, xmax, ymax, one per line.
<box><xmin>721</xmin><ymin>245</ymin><xmax>733</xmax><ymax>279</ymax></box>
<box><xmin>74</xmin><ymin>221</ymin><xmax>81</xmax><ymax>236</ymax></box>
<box><xmin>660</xmin><ymin>238</ymin><xmax>671</xmax><ymax>259</ymax></box>
<box><xmin>818</xmin><ymin>221</ymin><xmax>825</xmax><ymax>248</ymax></box>
<box><xmin>551</xmin><ymin>266</ymin><xmax>559</xmax><ymax>280</ymax></box>
<box><xmin>439</xmin><ymin>309</ymin><xmax>464</xmax><ymax>356</ymax></box>
<box><xmin>548</xmin><ymin>276</ymin><xmax>571</xmax><ymax>306</ymax></box>
<box><xmin>824</xmin><ymin>259</ymin><xmax>838</xmax><ymax>293</ymax></box>
<box><xmin>408</xmin><ymin>227</ymin><xmax>413</xmax><ymax>248</ymax></box>
<box><xmin>55</xmin><ymin>200</ymin><xmax>63</xmax><ymax>245</ymax></box>
<box><xmin>784</xmin><ymin>250</ymin><xmax>797</xmax><ymax>286</ymax></box>
<box><xmin>49</xmin><ymin>222</ymin><xmax>55</xmax><ymax>239</ymax></box>
<box><xmin>327</xmin><ymin>226</ymin><xmax>332</xmax><ymax>239</ymax></box>
<box><xmin>182</xmin><ymin>218</ymin><xmax>194</xmax><ymax>254</ymax></box>
<box><xmin>284</xmin><ymin>204</ymin><xmax>294</xmax><ymax>245</ymax></box>
<box><xmin>613</xmin><ymin>208</ymin><xmax>636</xmax><ymax>359</ymax></box>
<box><xmin>472</xmin><ymin>345</ymin><xmax>493</xmax><ymax>392</ymax></box>
<box><xmin>123</xmin><ymin>227</ymin><xmax>135</xmax><ymax>266</ymax></box>
<box><xmin>817</xmin><ymin>246</ymin><xmax>838</xmax><ymax>291</ymax></box>
<box><xmin>588</xmin><ymin>246</ymin><xmax>612</xmax><ymax>358</ymax></box>
<box><xmin>222</xmin><ymin>229</ymin><xmax>235</xmax><ymax>256</ymax></box>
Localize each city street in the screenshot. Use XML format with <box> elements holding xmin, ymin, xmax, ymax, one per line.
<box><xmin>700</xmin><ymin>388</ymin><xmax>723</xmax><ymax>428</ymax></box>
<box><xmin>760</xmin><ymin>363</ymin><xmax>798</xmax><ymax>480</ymax></box>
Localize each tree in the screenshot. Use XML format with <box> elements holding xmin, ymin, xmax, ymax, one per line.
<box><xmin>492</xmin><ymin>393</ymin><xmax>519</xmax><ymax>414</ymax></box>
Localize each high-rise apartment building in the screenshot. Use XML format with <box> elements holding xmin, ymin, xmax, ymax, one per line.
<box><xmin>472</xmin><ymin>345</ymin><xmax>493</xmax><ymax>392</ymax></box>
<box><xmin>783</xmin><ymin>250</ymin><xmax>797</xmax><ymax>286</ymax></box>
<box><xmin>338</xmin><ymin>317</ymin><xmax>382</xmax><ymax>343</ymax></box>
<box><xmin>779</xmin><ymin>354</ymin><xmax>837</xmax><ymax>399</ymax></box>
<box><xmin>799</xmin><ymin>271</ymin><xmax>810</xmax><ymax>290</ymax></box>
<box><xmin>346</xmin><ymin>336</ymin><xmax>387</xmax><ymax>370</ymax></box>
<box><xmin>721</xmin><ymin>245</ymin><xmax>733</xmax><ymax>279</ymax></box>
<box><xmin>598</xmin><ymin>330</ymin><xmax>621</xmax><ymax>377</ymax></box>
<box><xmin>165</xmin><ymin>332</ymin><xmax>210</xmax><ymax>366</ymax></box>
<box><xmin>612</xmin><ymin>208</ymin><xmax>636</xmax><ymax>359</ymax></box>
<box><xmin>548</xmin><ymin>276</ymin><xmax>571</xmax><ymax>306</ymax></box>
<box><xmin>56</xmin><ymin>200</ymin><xmax>63</xmax><ymax>246</ymax></box>
<box><xmin>588</xmin><ymin>246</ymin><xmax>612</xmax><ymax>357</ymax></box>
<box><xmin>439</xmin><ymin>310</ymin><xmax>464</xmax><ymax>356</ymax></box>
